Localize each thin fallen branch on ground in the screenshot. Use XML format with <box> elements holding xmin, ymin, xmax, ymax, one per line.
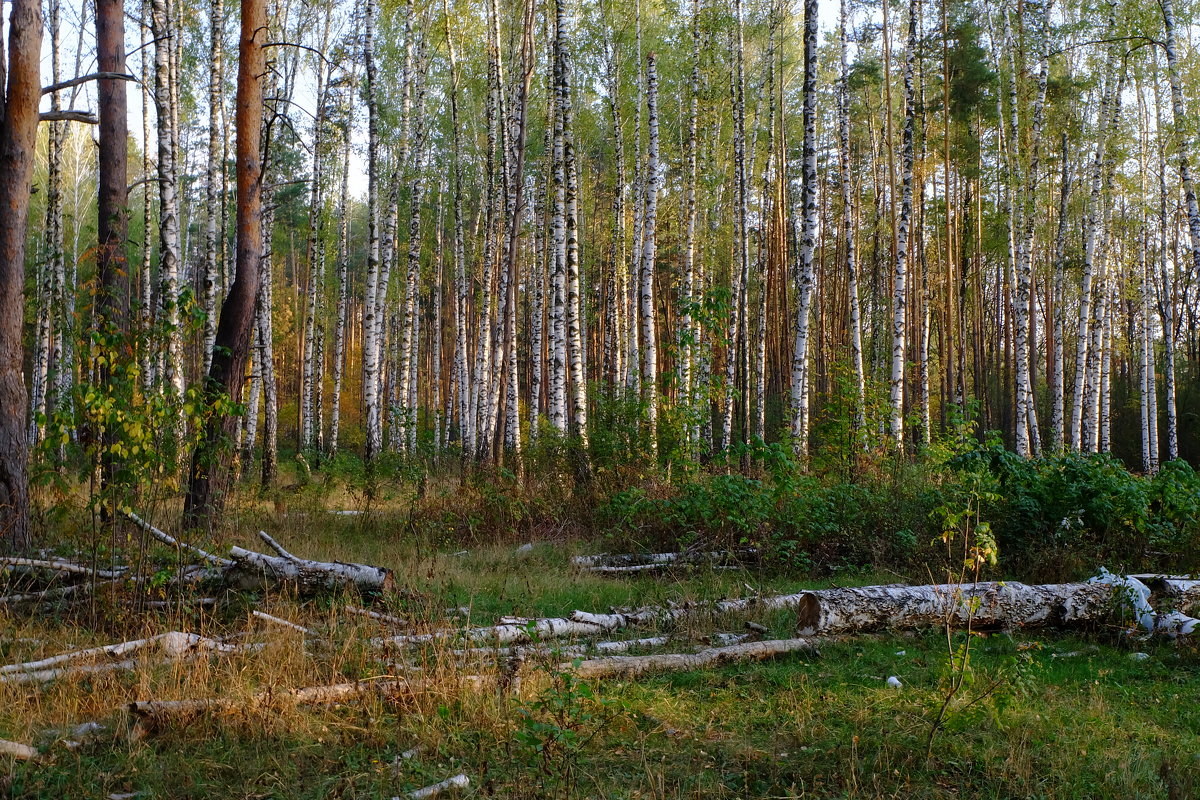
<box><xmin>0</xmin><ymin>632</ymin><xmax>250</xmax><ymax>685</ymax></box>
<box><xmin>128</xmin><ymin>675</ymin><xmax>488</xmax><ymax>729</ymax></box>
<box><xmin>125</xmin><ymin>511</ymin><xmax>232</xmax><ymax>566</ymax></box>
<box><xmin>345</xmin><ymin>605</ymin><xmax>407</xmax><ymax>626</ymax></box>
<box><xmin>562</xmin><ymin>637</ymin><xmax>817</xmax><ymax>679</ymax></box>
<box><xmin>0</xmin><ymin>557</ymin><xmax>127</xmax><ymax>579</ymax></box>
<box><xmin>400</xmin><ymin>774</ymin><xmax>470</xmax><ymax>799</ymax></box>
<box><xmin>251</xmin><ymin>610</ymin><xmax>314</xmax><ymax>635</ymax></box>
<box><xmin>0</xmin><ymin>579</ymin><xmax>119</xmax><ymax>606</ymax></box>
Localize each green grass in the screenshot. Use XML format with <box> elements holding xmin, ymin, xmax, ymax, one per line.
<box><xmin>4</xmin><ymin>499</ymin><xmax>1200</xmax><ymax>799</ymax></box>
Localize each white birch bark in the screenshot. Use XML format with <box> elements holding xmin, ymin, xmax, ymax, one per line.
<box><xmin>202</xmin><ymin>0</ymin><xmax>224</xmax><ymax>379</ymax></box>
<box><xmin>1070</xmin><ymin>68</ymin><xmax>1122</xmax><ymax>451</ymax></box>
<box><xmin>559</xmin><ymin>1</ymin><xmax>587</xmax><ymax>448</ymax></box>
<box><xmin>640</xmin><ymin>51</ymin><xmax>661</xmax><ymax>456</ymax></box>
<box><xmin>1050</xmin><ymin>133</ymin><xmax>1071</xmax><ymax>451</ymax></box>
<box><xmin>1161</xmin><ymin>0</ymin><xmax>1200</xmax><ymax>283</ymax></box>
<box><xmin>362</xmin><ymin>0</ymin><xmax>383</xmax><ymax>462</ymax></box>
<box><xmin>839</xmin><ymin>0</ymin><xmax>866</xmax><ymax>442</ymax></box>
<box><xmin>1012</xmin><ymin>10</ymin><xmax>1049</xmax><ymax>457</ymax></box>
<box><xmin>548</xmin><ymin>5</ymin><xmax>568</xmax><ymax>435</ymax></box>
<box><xmin>790</xmin><ymin>0</ymin><xmax>820</xmax><ymax>460</ymax></box>
<box><xmin>680</xmin><ymin>0</ymin><xmax>700</xmax><ymax>449</ymax></box>
<box><xmin>888</xmin><ymin>0</ymin><xmax>920</xmax><ymax>450</ymax></box>
<box><xmin>152</xmin><ymin>0</ymin><xmax>185</xmax><ymax>405</ymax></box>
<box><xmin>330</xmin><ymin>87</ymin><xmax>353</xmax><ymax>458</ymax></box>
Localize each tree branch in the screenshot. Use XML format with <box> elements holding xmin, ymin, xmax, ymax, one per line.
<box><xmin>42</xmin><ymin>72</ymin><xmax>137</xmax><ymax>95</ymax></box>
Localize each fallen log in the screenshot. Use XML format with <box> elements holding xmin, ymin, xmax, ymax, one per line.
<box><xmin>0</xmin><ymin>632</ymin><xmax>249</xmax><ymax>685</ymax></box>
<box><xmin>0</xmin><ymin>557</ymin><xmax>127</xmax><ymax>579</ymax></box>
<box><xmin>128</xmin><ymin>675</ymin><xmax>488</xmax><ymax>728</ymax></box>
<box><xmin>223</xmin><ymin>532</ymin><xmax>394</xmax><ymax>594</ymax></box>
<box><xmin>344</xmin><ymin>605</ymin><xmax>407</xmax><ymax>627</ymax></box>
<box><xmin>0</xmin><ymin>738</ymin><xmax>38</xmax><ymax>760</ymax></box>
<box><xmin>563</xmin><ymin>637</ymin><xmax>816</xmax><ymax>680</ymax></box>
<box><xmin>125</xmin><ymin>512</ymin><xmax>394</xmax><ymax>596</ymax></box>
<box><xmin>401</xmin><ymin>774</ymin><xmax>470</xmax><ymax>800</ymax></box>
<box><xmin>793</xmin><ymin>581</ymin><xmax>1122</xmax><ymax>636</ymax></box>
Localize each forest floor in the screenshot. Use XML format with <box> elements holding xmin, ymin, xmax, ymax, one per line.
<box><xmin>3</xmin><ymin>500</ymin><xmax>1200</xmax><ymax>799</ymax></box>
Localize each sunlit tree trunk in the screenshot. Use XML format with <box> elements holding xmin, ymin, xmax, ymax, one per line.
<box><xmin>790</xmin><ymin>0</ymin><xmax>819</xmax><ymax>460</ymax></box>
<box><xmin>888</xmin><ymin>0</ymin><xmax>919</xmax><ymax>450</ymax></box>
<box><xmin>184</xmin><ymin>0</ymin><xmax>265</xmax><ymax>529</ymax></box>
<box><xmin>640</xmin><ymin>51</ymin><xmax>661</xmax><ymax>456</ymax></box>
<box><xmin>151</xmin><ymin>0</ymin><xmax>184</xmax><ymax>404</ymax></box>
<box><xmin>839</xmin><ymin>0</ymin><xmax>866</xmax><ymax>443</ymax></box>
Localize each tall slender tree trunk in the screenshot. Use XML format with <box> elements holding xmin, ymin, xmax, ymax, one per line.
<box><xmin>152</xmin><ymin>0</ymin><xmax>185</xmax><ymax>404</ymax></box>
<box><xmin>1161</xmin><ymin>0</ymin><xmax>1200</xmax><ymax>282</ymax></box>
<box><xmin>0</xmin><ymin>0</ymin><xmax>41</xmax><ymax>552</ymax></box>
<box><xmin>184</xmin><ymin>0</ymin><xmax>265</xmax><ymax>530</ymax></box>
<box><xmin>362</xmin><ymin>0</ymin><xmax>384</xmax><ymax>463</ymax></box>
<box><xmin>791</xmin><ymin>0</ymin><xmax>819</xmax><ymax>461</ymax></box>
<box><xmin>1050</xmin><ymin>133</ymin><xmax>1071</xmax><ymax>451</ymax></box>
<box><xmin>203</xmin><ymin>0</ymin><xmax>225</xmax><ymax>378</ymax></box>
<box><xmin>889</xmin><ymin>0</ymin><xmax>920</xmax><ymax>450</ymax></box>
<box><xmin>640</xmin><ymin>51</ymin><xmax>661</xmax><ymax>456</ymax></box>
<box><xmin>840</xmin><ymin>0</ymin><xmax>866</xmax><ymax>444</ymax></box>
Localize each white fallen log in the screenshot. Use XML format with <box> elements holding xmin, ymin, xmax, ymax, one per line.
<box><xmin>0</xmin><ymin>580</ymin><xmax>116</xmax><ymax>606</ymax></box>
<box><xmin>129</xmin><ymin>675</ymin><xmax>488</xmax><ymax>726</ymax></box>
<box><xmin>224</xmin><ymin>531</ymin><xmax>394</xmax><ymax>594</ymax></box>
<box><xmin>124</xmin><ymin>511</ymin><xmax>233</xmax><ymax>566</ymax></box>
<box><xmin>374</xmin><ymin>615</ymin><xmax>608</xmax><ymax>650</ymax></box>
<box><xmin>401</xmin><ymin>774</ymin><xmax>470</xmax><ymax>800</ymax></box>
<box><xmin>0</xmin><ymin>557</ymin><xmax>127</xmax><ymax>579</ymax></box>
<box><xmin>793</xmin><ymin>581</ymin><xmax>1126</xmax><ymax>636</ymax></box>
<box><xmin>1090</xmin><ymin>570</ymin><xmax>1198</xmax><ymax>637</ymax></box>
<box><xmin>451</xmin><ymin>636</ymin><xmax>673</xmax><ymax>662</ymax></box>
<box><xmin>403</xmin><ymin>774</ymin><xmax>470</xmax><ymax>800</ymax></box>
<box><xmin>564</xmin><ymin>637</ymin><xmax>817</xmax><ymax>680</ymax></box>
<box><xmin>571</xmin><ymin>551</ymin><xmax>744</xmax><ymax>569</ymax></box>
<box><xmin>344</xmin><ymin>605</ymin><xmax>407</xmax><ymax>627</ymax></box>
<box><xmin>1129</xmin><ymin>574</ymin><xmax>1200</xmax><ymax>605</ymax></box>
<box><xmin>251</xmin><ymin>610</ymin><xmax>313</xmax><ymax>635</ymax></box>
<box><xmin>0</xmin><ymin>632</ymin><xmax>247</xmax><ymax>685</ymax></box>
<box><xmin>0</xmin><ymin>738</ymin><xmax>38</xmax><ymax>760</ymax></box>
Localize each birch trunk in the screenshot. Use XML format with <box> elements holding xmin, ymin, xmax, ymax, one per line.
<box><xmin>151</xmin><ymin>0</ymin><xmax>185</xmax><ymax>404</ymax></box>
<box><xmin>840</xmin><ymin>0</ymin><xmax>866</xmax><ymax>442</ymax></box>
<box><xmin>790</xmin><ymin>0</ymin><xmax>819</xmax><ymax>460</ymax></box>
<box><xmin>362</xmin><ymin>0</ymin><xmax>383</xmax><ymax>463</ymax></box>
<box><xmin>202</xmin><ymin>0</ymin><xmax>225</xmax><ymax>378</ymax></box>
<box><xmin>300</xmin><ymin>15</ymin><xmax>332</xmax><ymax>453</ymax></box>
<box><xmin>1050</xmin><ymin>133</ymin><xmax>1070</xmax><ymax>451</ymax></box>
<box><xmin>330</xmin><ymin>93</ymin><xmax>352</xmax><ymax>458</ymax></box>
<box><xmin>548</xmin><ymin>4</ymin><xmax>568</xmax><ymax>435</ymax></box>
<box><xmin>559</xmin><ymin>0</ymin><xmax>587</xmax><ymax>449</ymax></box>
<box><xmin>1013</xmin><ymin>13</ymin><xmax>1049</xmax><ymax>457</ymax></box>
<box><xmin>1070</xmin><ymin>68</ymin><xmax>1121</xmax><ymax>451</ymax></box>
<box><xmin>888</xmin><ymin>0</ymin><xmax>920</xmax><ymax>450</ymax></box>
<box><xmin>640</xmin><ymin>52</ymin><xmax>661</xmax><ymax>456</ymax></box>
<box><xmin>257</xmin><ymin>187</ymin><xmax>278</xmax><ymax>486</ymax></box>
<box><xmin>680</xmin><ymin>0</ymin><xmax>700</xmax><ymax>449</ymax></box>
<box><xmin>1161</xmin><ymin>0</ymin><xmax>1200</xmax><ymax>283</ymax></box>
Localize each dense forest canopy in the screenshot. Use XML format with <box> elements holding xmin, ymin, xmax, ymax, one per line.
<box><xmin>1</xmin><ymin>0</ymin><xmax>1199</xmax><ymax>542</ymax></box>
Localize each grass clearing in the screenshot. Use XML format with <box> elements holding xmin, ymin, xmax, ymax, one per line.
<box><xmin>3</xmin><ymin>508</ymin><xmax>1199</xmax><ymax>798</ymax></box>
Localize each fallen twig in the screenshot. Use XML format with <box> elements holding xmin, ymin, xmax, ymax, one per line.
<box><xmin>400</xmin><ymin>774</ymin><xmax>470</xmax><ymax>799</ymax></box>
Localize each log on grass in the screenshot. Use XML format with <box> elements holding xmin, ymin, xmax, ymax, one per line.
<box><xmin>223</xmin><ymin>532</ymin><xmax>394</xmax><ymax>594</ymax></box>
<box><xmin>563</xmin><ymin>637</ymin><xmax>817</xmax><ymax>680</ymax></box>
<box><xmin>128</xmin><ymin>675</ymin><xmax>487</xmax><ymax>728</ymax></box>
<box><xmin>0</xmin><ymin>738</ymin><xmax>38</xmax><ymax>760</ymax></box>
<box><xmin>793</xmin><ymin>582</ymin><xmax>1117</xmax><ymax>635</ymax></box>
<box><xmin>400</xmin><ymin>774</ymin><xmax>470</xmax><ymax>799</ymax></box>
